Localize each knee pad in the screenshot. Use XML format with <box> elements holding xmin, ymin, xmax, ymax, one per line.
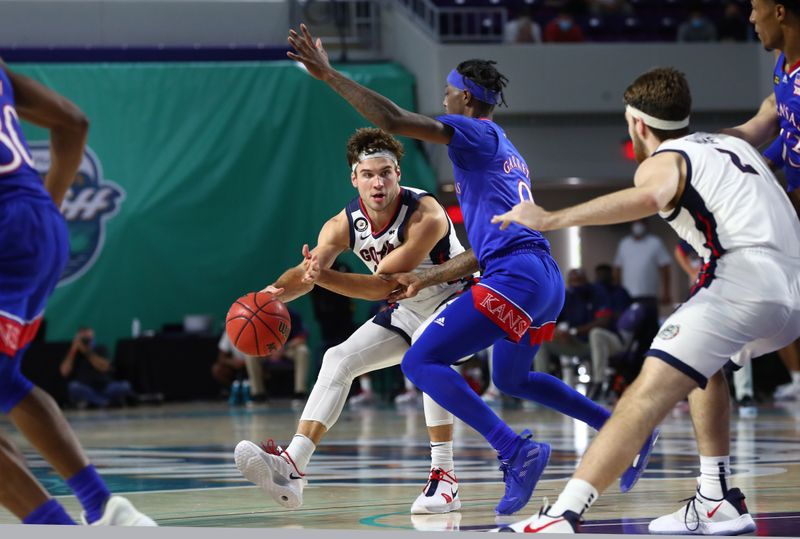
<box><xmin>0</xmin><ymin>353</ymin><xmax>34</xmax><ymax>413</ymax></box>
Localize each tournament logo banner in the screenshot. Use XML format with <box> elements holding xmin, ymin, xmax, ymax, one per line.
<box><xmin>29</xmin><ymin>143</ymin><xmax>125</xmax><ymax>286</ymax></box>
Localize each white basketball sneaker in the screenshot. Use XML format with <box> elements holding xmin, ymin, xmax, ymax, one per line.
<box><xmin>648</xmin><ymin>487</ymin><xmax>756</xmax><ymax>535</ymax></box>
<box><xmin>234</xmin><ymin>439</ymin><xmax>307</xmax><ymax>509</ymax></box>
<box><xmin>81</xmin><ymin>496</ymin><xmax>157</xmax><ymax>526</ymax></box>
<box><xmin>410</xmin><ymin>468</ymin><xmax>461</xmax><ymax>514</ymax></box>
<box><xmin>773</xmin><ymin>381</ymin><xmax>800</xmax><ymax>401</ymax></box>
<box><xmin>491</xmin><ymin>502</ymin><xmax>581</xmax><ymax>533</ymax></box>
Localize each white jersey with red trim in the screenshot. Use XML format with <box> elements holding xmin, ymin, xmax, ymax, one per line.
<box><xmin>656</xmin><ymin>133</ymin><xmax>800</xmax><ymax>263</ymax></box>
<box><xmin>345</xmin><ymin>186</ymin><xmax>469</xmax><ymax>318</ymax></box>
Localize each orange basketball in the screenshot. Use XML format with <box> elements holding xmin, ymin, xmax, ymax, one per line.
<box><xmin>225</xmin><ymin>292</ymin><xmax>291</xmax><ymax>356</ymax></box>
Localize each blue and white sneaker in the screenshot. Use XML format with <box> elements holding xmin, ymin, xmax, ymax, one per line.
<box><xmin>495</xmin><ymin>430</ymin><xmax>551</xmax><ymax>515</ymax></box>
<box><xmin>619</xmin><ymin>427</ymin><xmax>659</xmax><ymax>492</ymax></box>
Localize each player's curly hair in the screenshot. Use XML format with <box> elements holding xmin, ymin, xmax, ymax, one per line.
<box><xmin>346</xmin><ymin>128</ymin><xmax>405</xmax><ymax>169</ymax></box>
<box><xmin>456</xmin><ymin>59</ymin><xmax>509</xmax><ymax>109</ymax></box>
<box><xmin>623</xmin><ymin>67</ymin><xmax>691</xmax><ymax>140</ymax></box>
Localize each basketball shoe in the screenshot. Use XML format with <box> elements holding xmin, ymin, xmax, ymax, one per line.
<box><xmin>495</xmin><ymin>430</ymin><xmax>551</xmax><ymax>515</ymax></box>
<box><xmin>648</xmin><ymin>486</ymin><xmax>756</xmax><ymax>535</ymax></box>
<box><xmin>411</xmin><ymin>467</ymin><xmax>461</xmax><ymax>514</ymax></box>
<box><xmin>234</xmin><ymin>439</ymin><xmax>306</xmax><ymax>509</ymax></box>
<box><xmin>491</xmin><ymin>502</ymin><xmax>581</xmax><ymax>533</ymax></box>
<box><xmin>619</xmin><ymin>427</ymin><xmax>660</xmax><ymax>492</ymax></box>
<box><xmin>81</xmin><ymin>496</ymin><xmax>157</xmax><ymax>526</ymax></box>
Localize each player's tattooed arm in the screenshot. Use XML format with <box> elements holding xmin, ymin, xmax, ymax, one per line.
<box><xmin>287</xmin><ymin>24</ymin><xmax>453</xmax><ymax>145</ymax></box>
<box><xmin>1</xmin><ymin>59</ymin><xmax>89</xmax><ymax>207</ymax></box>
<box><xmin>381</xmin><ymin>248</ymin><xmax>479</xmax><ymax>302</ymax></box>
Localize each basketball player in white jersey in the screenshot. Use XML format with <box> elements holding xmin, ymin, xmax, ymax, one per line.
<box><xmin>234</xmin><ymin>128</ymin><xmax>470</xmax><ymax>514</ymax></box>
<box><xmin>486</xmin><ymin>67</ymin><xmax>800</xmax><ymax>534</ymax></box>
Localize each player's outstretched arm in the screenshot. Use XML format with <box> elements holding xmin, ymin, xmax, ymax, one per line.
<box><xmin>492</xmin><ymin>152</ymin><xmax>683</xmax><ymax>231</ymax></box>
<box><xmin>720</xmin><ymin>93</ymin><xmax>779</xmax><ymax>149</ymax></box>
<box><xmin>268</xmin><ymin>213</ymin><xmax>349</xmax><ymax>302</ymax></box>
<box><xmin>1</xmin><ymin>60</ymin><xmax>89</xmax><ymax>207</ymax></box>
<box><xmin>287</xmin><ymin>24</ymin><xmax>453</xmax><ymax>145</ymax></box>
<box><xmin>382</xmin><ymin>248</ymin><xmax>479</xmax><ymax>302</ymax></box>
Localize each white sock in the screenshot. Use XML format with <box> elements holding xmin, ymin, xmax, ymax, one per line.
<box><xmin>360</xmin><ymin>376</ymin><xmax>372</xmax><ymax>393</ymax></box>
<box><xmin>792</xmin><ymin>371</ymin><xmax>800</xmax><ymax>385</ymax></box>
<box><xmin>430</xmin><ymin>441</ymin><xmax>454</xmax><ymax>473</ymax></box>
<box><xmin>285</xmin><ymin>434</ymin><xmax>316</xmax><ymax>474</ymax></box>
<box><xmin>698</xmin><ymin>455</ymin><xmax>730</xmax><ymax>500</ymax></box>
<box><xmin>549</xmin><ymin>479</ymin><xmax>598</xmax><ymax>516</ymax></box>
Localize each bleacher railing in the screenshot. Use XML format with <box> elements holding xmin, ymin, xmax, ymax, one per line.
<box><xmin>394</xmin><ymin>0</ymin><xmax>508</xmax><ymax>43</ymax></box>
<box><xmin>289</xmin><ymin>0</ymin><xmax>382</xmax><ymax>57</ymax></box>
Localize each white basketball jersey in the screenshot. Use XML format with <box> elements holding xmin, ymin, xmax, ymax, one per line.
<box><xmin>656</xmin><ymin>133</ymin><xmax>800</xmax><ymax>263</ymax></box>
<box><xmin>345</xmin><ymin>187</ymin><xmax>469</xmax><ymax>317</ymax></box>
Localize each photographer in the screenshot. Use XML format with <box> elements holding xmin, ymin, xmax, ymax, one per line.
<box><xmin>60</xmin><ymin>327</ymin><xmax>133</xmax><ymax>409</ymax></box>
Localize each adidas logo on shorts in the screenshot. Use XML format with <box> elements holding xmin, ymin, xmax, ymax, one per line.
<box><xmin>434</xmin><ymin>317</ymin><xmax>446</xmax><ymax>327</ymax></box>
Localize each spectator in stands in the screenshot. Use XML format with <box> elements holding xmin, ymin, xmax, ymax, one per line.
<box><xmin>214</xmin><ymin>328</ymin><xmax>261</xmax><ymax>403</ymax></box>
<box><xmin>533</xmin><ymin>268</ymin><xmax>596</xmax><ymax>385</ymax></box>
<box><xmin>504</xmin><ymin>6</ymin><xmax>542</xmax><ymax>43</ymax></box>
<box><xmin>60</xmin><ymin>327</ymin><xmax>133</xmax><ymax>409</ymax></box>
<box><xmin>281</xmin><ymin>309</ymin><xmax>310</xmax><ymax>399</ymax></box>
<box><xmin>587</xmin><ymin>263</ymin><xmax>631</xmax><ymax>400</ymax></box>
<box><xmin>718</xmin><ymin>1</ymin><xmax>749</xmax><ymax>42</ymax></box>
<box><xmin>544</xmin><ymin>1</ymin><xmax>587</xmax><ymax>43</ymax></box>
<box><xmin>613</xmin><ymin>219</ymin><xmax>671</xmax><ymax>359</ymax></box>
<box><xmin>677</xmin><ymin>2</ymin><xmax>718</xmax><ymax>42</ymax></box>
<box><xmin>588</xmin><ymin>0</ymin><xmax>632</xmax><ymax>16</ymax></box>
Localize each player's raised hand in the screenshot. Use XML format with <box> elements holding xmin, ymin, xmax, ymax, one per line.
<box><xmin>287</xmin><ymin>24</ymin><xmax>332</xmax><ymax>81</ymax></box>
<box><xmin>491</xmin><ymin>201</ymin><xmax>551</xmax><ymax>231</ymax></box>
<box><xmin>380</xmin><ymin>271</ymin><xmax>424</xmax><ymax>302</ymax></box>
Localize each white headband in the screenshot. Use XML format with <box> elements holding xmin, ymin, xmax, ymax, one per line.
<box><xmin>351</xmin><ymin>150</ymin><xmax>398</xmax><ymax>172</ymax></box>
<box><xmin>626</xmin><ymin>104</ymin><xmax>689</xmax><ymax>130</ymax></box>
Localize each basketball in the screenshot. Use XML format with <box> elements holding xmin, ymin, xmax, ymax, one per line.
<box><xmin>225</xmin><ymin>292</ymin><xmax>291</xmax><ymax>356</ymax></box>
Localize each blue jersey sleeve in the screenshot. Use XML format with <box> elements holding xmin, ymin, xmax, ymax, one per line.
<box><xmin>437</xmin><ymin>114</ymin><xmax>498</xmax><ymax>170</ymax></box>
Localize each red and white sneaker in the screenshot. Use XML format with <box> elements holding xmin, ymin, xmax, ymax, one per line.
<box><xmin>648</xmin><ymin>487</ymin><xmax>756</xmax><ymax>535</ymax></box>
<box><xmin>491</xmin><ymin>503</ymin><xmax>581</xmax><ymax>533</ymax></box>
<box><xmin>410</xmin><ymin>467</ymin><xmax>461</xmax><ymax>514</ymax></box>
<box><xmin>234</xmin><ymin>439</ymin><xmax>307</xmax><ymax>509</ymax></box>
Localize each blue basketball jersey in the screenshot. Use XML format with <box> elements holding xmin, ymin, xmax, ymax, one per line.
<box><xmin>436</xmin><ymin>114</ymin><xmax>549</xmax><ymax>265</ymax></box>
<box><xmin>0</xmin><ymin>67</ymin><xmax>47</xmax><ymax>200</ymax></box>
<box><xmin>765</xmin><ymin>52</ymin><xmax>800</xmax><ymax>191</ymax></box>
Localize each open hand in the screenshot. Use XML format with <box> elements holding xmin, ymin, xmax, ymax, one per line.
<box><xmin>287</xmin><ymin>24</ymin><xmax>332</xmax><ymax>81</ymax></box>
<box><xmin>491</xmin><ymin>201</ymin><xmax>551</xmax><ymax>231</ymax></box>
<box><xmin>260</xmin><ymin>284</ymin><xmax>285</xmax><ymax>298</ymax></box>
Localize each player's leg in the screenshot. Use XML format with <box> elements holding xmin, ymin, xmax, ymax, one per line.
<box><xmin>0</xmin><ymin>430</ymin><xmax>74</xmax><ymax>524</ymax></box>
<box><xmin>2</xmin><ymin>201</ymin><xmax>155</xmax><ymax>527</ymax></box>
<box><xmin>235</xmin><ymin>319</ymin><xmax>410</xmax><ymax>508</ymax></box>
<box><xmin>411</xmin><ymin>395</ymin><xmax>459</xmax><ymax>514</ymax></box>
<box><xmin>491</xmin><ymin>339</ymin><xmax>609</xmax><ymax>431</ymax></box>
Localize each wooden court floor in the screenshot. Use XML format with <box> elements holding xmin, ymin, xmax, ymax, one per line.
<box><xmin>0</xmin><ymin>398</ymin><xmax>798</xmax><ymax>534</ymax></box>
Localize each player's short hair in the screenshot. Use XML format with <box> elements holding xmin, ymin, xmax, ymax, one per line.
<box><xmin>456</xmin><ymin>59</ymin><xmax>509</xmax><ymax>108</ymax></box>
<box><xmin>346</xmin><ymin>128</ymin><xmax>405</xmax><ymax>170</ymax></box>
<box><xmin>623</xmin><ymin>67</ymin><xmax>691</xmax><ymax>140</ymax></box>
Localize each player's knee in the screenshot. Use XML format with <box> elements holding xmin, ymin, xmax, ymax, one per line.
<box><xmin>318</xmin><ymin>346</ymin><xmax>355</xmax><ymax>386</ymax></box>
<box><xmin>491</xmin><ymin>370</ymin><xmax>523</xmax><ymax>396</ymax></box>
<box><xmin>400</xmin><ymin>351</ymin><xmax>423</xmax><ymax>385</ymax></box>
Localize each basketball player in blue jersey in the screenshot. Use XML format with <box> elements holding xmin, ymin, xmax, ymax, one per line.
<box><xmin>287</xmin><ymin>24</ymin><xmax>657</xmax><ymax>515</ymax></box>
<box><xmin>0</xmin><ymin>61</ymin><xmax>155</xmax><ymax>526</ymax></box>
<box><xmin>236</xmin><ymin>128</ymin><xmax>473</xmax><ymax>515</ymax></box>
